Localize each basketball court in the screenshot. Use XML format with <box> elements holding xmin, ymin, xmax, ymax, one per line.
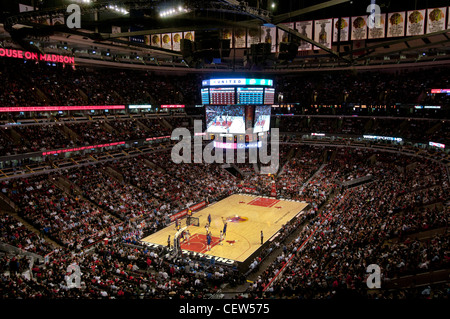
<box><xmin>141</xmin><ymin>194</ymin><xmax>308</xmax><ymax>264</ymax></box>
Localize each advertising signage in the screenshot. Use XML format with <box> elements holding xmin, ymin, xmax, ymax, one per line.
<box><xmin>0</xmin><ymin>48</ymin><xmax>75</xmax><ymax>64</ymax></box>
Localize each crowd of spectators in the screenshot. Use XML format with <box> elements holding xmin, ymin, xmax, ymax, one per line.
<box><xmin>0</xmin><ymin>140</ymin><xmax>448</xmax><ymax>299</ymax></box>
<box><xmin>0</xmin><ymin>213</ymin><xmax>54</xmax><ymax>256</ymax></box>
<box><xmin>1</xmin><ymin>55</ymin><xmax>449</xmax><ymax>301</ymax></box>
<box><xmin>0</xmin><ymin>59</ymin><xmax>200</xmax><ymax>108</ymax></box>
<box><xmin>0</xmin><ymin>113</ymin><xmax>447</xmax><ymax>157</ymax></box>
<box><xmin>239</xmin><ymin>153</ymin><xmax>449</xmax><ymax>299</ymax></box>
<box><xmin>276</xmin><ymin>115</ymin><xmax>449</xmax><ymax>144</ymax></box>
<box><xmin>0</xmin><ymin>116</ymin><xmax>176</xmax><ymax>155</ymax></box>
<box><xmin>0</xmin><ymin>174</ymin><xmax>122</xmax><ymax>249</ymax></box>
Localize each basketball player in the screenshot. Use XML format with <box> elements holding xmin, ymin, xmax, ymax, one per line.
<box><xmin>221</xmin><ymin>217</ymin><xmax>228</xmax><ymax>238</ymax></box>
<box><xmin>206</xmin><ymin>232</ymin><xmax>212</xmax><ymax>251</ymax></box>
<box><xmin>207</xmin><ymin>213</ymin><xmax>211</xmax><ymax>226</ymax></box>
<box><xmin>219</xmin><ymin>230</ymin><xmax>224</xmax><ymax>245</ymax></box>
<box><xmin>180</xmin><ymin>229</ymin><xmax>184</xmax><ymax>241</ymax></box>
<box><xmin>205</xmin><ymin>222</ymin><xmax>210</xmax><ymax>234</ymax></box>
<box><xmin>175</xmin><ymin>218</ymin><xmax>180</xmax><ymax>231</ymax></box>
<box><xmin>184</xmin><ymin>229</ymin><xmax>190</xmax><ymax>245</ymax></box>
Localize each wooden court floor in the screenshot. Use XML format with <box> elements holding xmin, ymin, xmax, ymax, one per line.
<box><xmin>141</xmin><ymin>194</ymin><xmax>308</xmax><ymax>263</ymax></box>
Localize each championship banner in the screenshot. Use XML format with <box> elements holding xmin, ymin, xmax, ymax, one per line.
<box><xmin>368</xmin><ymin>13</ymin><xmax>386</xmax><ymax>39</ymax></box>
<box><xmin>183</xmin><ymin>31</ymin><xmax>195</xmax><ymax>42</ymax></box>
<box><xmin>150</xmin><ymin>34</ymin><xmax>161</xmax><ymax>47</ymax></box>
<box><xmin>261</xmin><ymin>25</ymin><xmax>277</xmax><ymax>52</ymax></box>
<box><xmin>278</xmin><ymin>22</ymin><xmax>294</xmax><ymax>51</ymax></box>
<box><xmin>161</xmin><ymin>33</ymin><xmax>172</xmax><ymax>50</ymax></box>
<box><xmin>234</xmin><ymin>27</ymin><xmax>246</xmax><ymax>48</ymax></box>
<box><xmin>314</xmin><ymin>19</ymin><xmax>332</xmax><ymax>49</ymax></box>
<box><xmin>426</xmin><ymin>7</ymin><xmax>447</xmax><ymax>33</ymax></box>
<box><xmin>448</xmin><ymin>6</ymin><xmax>450</xmax><ymax>31</ymax></box>
<box><xmin>247</xmin><ymin>27</ymin><xmax>261</xmax><ymax>48</ymax></box>
<box><xmin>406</xmin><ymin>9</ymin><xmax>426</xmax><ymax>36</ymax></box>
<box><xmin>221</xmin><ymin>28</ymin><xmax>232</xmax><ymax>39</ymax></box>
<box><xmin>172</xmin><ymin>32</ymin><xmax>182</xmax><ymax>51</ymax></box>
<box><xmin>333</xmin><ymin>17</ymin><xmax>350</xmax><ymax>42</ymax></box>
<box><xmin>387</xmin><ymin>11</ymin><xmax>406</xmax><ymax>37</ymax></box>
<box><xmin>351</xmin><ymin>16</ymin><xmax>367</xmax><ymax>40</ymax></box>
<box><xmin>295</xmin><ymin>20</ymin><xmax>313</xmax><ymax>51</ymax></box>
<box><xmin>111</xmin><ymin>26</ymin><xmax>121</xmax><ymax>34</ymax></box>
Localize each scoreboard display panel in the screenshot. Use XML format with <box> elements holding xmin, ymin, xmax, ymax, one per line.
<box><xmin>264</xmin><ymin>88</ymin><xmax>275</xmax><ymax>105</ymax></box>
<box><xmin>201</xmin><ymin>78</ymin><xmax>274</xmax><ymax>106</ymax></box>
<box><xmin>210</xmin><ymin>88</ymin><xmax>235</xmax><ymax>105</ymax></box>
<box><xmin>237</xmin><ymin>87</ymin><xmax>264</xmax><ymax>105</ymax></box>
<box><xmin>201</xmin><ymin>88</ymin><xmax>209</xmax><ymax>104</ymax></box>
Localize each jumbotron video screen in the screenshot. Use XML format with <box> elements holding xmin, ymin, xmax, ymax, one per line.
<box><xmin>205</xmin><ymin>105</ymin><xmax>246</xmax><ymax>134</ymax></box>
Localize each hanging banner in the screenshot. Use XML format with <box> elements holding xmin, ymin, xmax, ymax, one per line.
<box><xmin>172</xmin><ymin>32</ymin><xmax>182</xmax><ymax>51</ymax></box>
<box><xmin>448</xmin><ymin>6</ymin><xmax>450</xmax><ymax>31</ymax></box>
<box><xmin>19</xmin><ymin>4</ymin><xmax>35</xmax><ymax>12</ymax></box>
<box><xmin>261</xmin><ymin>25</ymin><xmax>277</xmax><ymax>52</ymax></box>
<box><xmin>234</xmin><ymin>28</ymin><xmax>247</xmax><ymax>48</ymax></box>
<box><xmin>387</xmin><ymin>11</ymin><xmax>406</xmax><ymax>37</ymax></box>
<box><xmin>333</xmin><ymin>17</ymin><xmax>350</xmax><ymax>42</ymax></box>
<box><xmin>222</xmin><ymin>28</ymin><xmax>233</xmax><ymax>40</ymax></box>
<box><xmin>161</xmin><ymin>33</ymin><xmax>172</xmax><ymax>50</ymax></box>
<box><xmin>247</xmin><ymin>27</ymin><xmax>261</xmax><ymax>48</ymax></box>
<box><xmin>351</xmin><ymin>16</ymin><xmax>367</xmax><ymax>40</ymax></box>
<box><xmin>406</xmin><ymin>9</ymin><xmax>426</xmax><ymax>36</ymax></box>
<box><xmin>295</xmin><ymin>20</ymin><xmax>313</xmax><ymax>51</ymax></box>
<box><xmin>314</xmin><ymin>19</ymin><xmax>332</xmax><ymax>49</ymax></box>
<box><xmin>183</xmin><ymin>31</ymin><xmax>195</xmax><ymax>42</ymax></box>
<box><xmin>426</xmin><ymin>7</ymin><xmax>447</xmax><ymax>33</ymax></box>
<box><xmin>278</xmin><ymin>22</ymin><xmax>294</xmax><ymax>50</ymax></box>
<box><xmin>111</xmin><ymin>26</ymin><xmax>121</xmax><ymax>34</ymax></box>
<box><xmin>151</xmin><ymin>34</ymin><xmax>161</xmax><ymax>47</ymax></box>
<box><xmin>368</xmin><ymin>13</ymin><xmax>386</xmax><ymax>39</ymax></box>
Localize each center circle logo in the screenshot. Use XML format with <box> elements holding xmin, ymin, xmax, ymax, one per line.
<box><xmin>225</xmin><ymin>215</ymin><xmax>248</xmax><ymax>223</ymax></box>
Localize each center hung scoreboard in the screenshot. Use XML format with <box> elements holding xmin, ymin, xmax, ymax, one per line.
<box><xmin>201</xmin><ymin>78</ymin><xmax>274</xmax><ymax>147</ymax></box>
<box><xmin>201</xmin><ymin>78</ymin><xmax>275</xmax><ymax>106</ymax></box>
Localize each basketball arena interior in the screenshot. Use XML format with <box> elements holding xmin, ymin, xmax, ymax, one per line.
<box><xmin>0</xmin><ymin>0</ymin><xmax>449</xmax><ymax>312</ymax></box>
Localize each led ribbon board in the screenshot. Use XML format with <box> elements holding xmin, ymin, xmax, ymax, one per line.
<box><xmin>0</xmin><ymin>105</ymin><xmax>125</xmax><ymax>112</ymax></box>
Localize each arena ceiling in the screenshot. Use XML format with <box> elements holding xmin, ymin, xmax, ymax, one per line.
<box><xmin>1</xmin><ymin>0</ymin><xmax>450</xmax><ymax>73</ymax></box>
